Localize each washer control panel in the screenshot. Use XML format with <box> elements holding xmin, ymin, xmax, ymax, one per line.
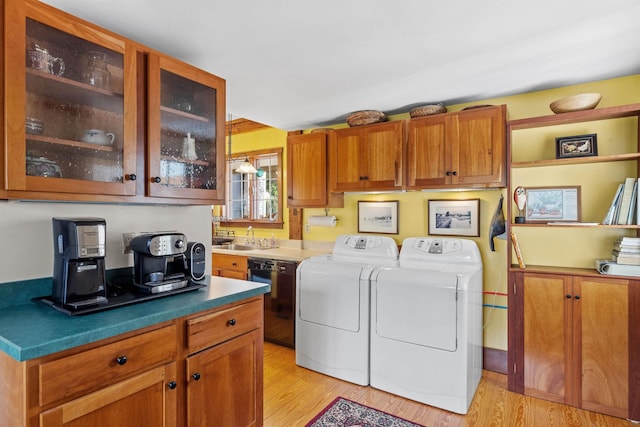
<box><xmin>333</xmin><ymin>234</ymin><xmax>399</xmax><ymax>258</ymax></box>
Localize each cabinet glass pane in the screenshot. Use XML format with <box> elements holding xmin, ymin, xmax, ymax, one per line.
<box><xmin>25</xmin><ymin>19</ymin><xmax>125</xmax><ymax>183</ymax></box>
<box><xmin>159</xmin><ymin>70</ymin><xmax>217</xmax><ymax>189</ymax></box>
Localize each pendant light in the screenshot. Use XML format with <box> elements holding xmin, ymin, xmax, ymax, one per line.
<box><xmin>227</xmin><ymin>113</ymin><xmax>257</xmax><ymax>174</ymax></box>
<box><xmin>235</xmin><ymin>158</ymin><xmax>258</xmax><ymax>174</ymax></box>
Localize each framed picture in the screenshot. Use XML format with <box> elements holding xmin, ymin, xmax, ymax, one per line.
<box><xmin>427</xmin><ymin>199</ymin><xmax>480</xmax><ymax>237</ymax></box>
<box><xmin>524</xmin><ymin>186</ymin><xmax>581</xmax><ymax>223</ymax></box>
<box><xmin>357</xmin><ymin>201</ymin><xmax>399</xmax><ymax>234</ymax></box>
<box><xmin>555</xmin><ymin>133</ymin><xmax>597</xmax><ymax>159</ymax></box>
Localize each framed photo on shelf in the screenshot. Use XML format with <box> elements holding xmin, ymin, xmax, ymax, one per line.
<box><xmin>427</xmin><ymin>199</ymin><xmax>480</xmax><ymax>237</ymax></box>
<box><xmin>357</xmin><ymin>201</ymin><xmax>399</xmax><ymax>234</ymax></box>
<box><xmin>555</xmin><ymin>133</ymin><xmax>597</xmax><ymax>159</ymax></box>
<box><xmin>524</xmin><ymin>186</ymin><xmax>581</xmax><ymax>223</ymax></box>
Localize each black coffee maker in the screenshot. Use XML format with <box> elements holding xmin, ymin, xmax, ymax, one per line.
<box><xmin>130</xmin><ymin>233</ymin><xmax>190</xmax><ymax>294</ymax></box>
<box><xmin>52</xmin><ymin>217</ymin><xmax>107</xmax><ymax>309</ymax></box>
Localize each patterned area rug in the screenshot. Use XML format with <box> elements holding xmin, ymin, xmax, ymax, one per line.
<box><xmin>305</xmin><ymin>397</ymin><xmax>426</xmax><ymax>427</ymax></box>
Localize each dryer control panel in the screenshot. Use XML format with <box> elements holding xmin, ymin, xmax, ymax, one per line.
<box><xmin>401</xmin><ymin>237</ymin><xmax>481</xmax><ymax>263</ymax></box>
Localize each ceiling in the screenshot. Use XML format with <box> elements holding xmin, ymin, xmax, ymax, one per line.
<box><xmin>42</xmin><ymin>0</ymin><xmax>640</xmax><ymax>131</ymax></box>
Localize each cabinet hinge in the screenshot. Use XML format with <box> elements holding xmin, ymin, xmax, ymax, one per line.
<box><xmin>513</xmin><ymin>283</ymin><xmax>517</xmax><ymax>295</ymax></box>
<box><xmin>513</xmin><ymin>363</ymin><xmax>517</xmax><ymax>374</ymax></box>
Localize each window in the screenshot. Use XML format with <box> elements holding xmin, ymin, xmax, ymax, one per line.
<box><xmin>220</xmin><ymin>148</ymin><xmax>283</xmax><ymax>229</ymax></box>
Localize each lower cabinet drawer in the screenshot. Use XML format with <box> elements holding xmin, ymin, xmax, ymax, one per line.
<box><xmin>186</xmin><ymin>299</ymin><xmax>262</xmax><ymax>353</ymax></box>
<box><xmin>39</xmin><ymin>324</ymin><xmax>177</xmax><ymax>406</ymax></box>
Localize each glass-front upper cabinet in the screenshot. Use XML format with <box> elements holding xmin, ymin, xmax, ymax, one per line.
<box><xmin>4</xmin><ymin>0</ymin><xmax>137</xmax><ymax>197</ymax></box>
<box><xmin>147</xmin><ymin>53</ymin><xmax>226</xmax><ymax>203</ymax></box>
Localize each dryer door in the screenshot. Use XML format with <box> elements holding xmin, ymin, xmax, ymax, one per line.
<box><xmin>298</xmin><ymin>260</ymin><xmax>366</xmax><ymax>332</ymax></box>
<box><xmin>374</xmin><ymin>268</ymin><xmax>458</xmax><ymax>351</ymax></box>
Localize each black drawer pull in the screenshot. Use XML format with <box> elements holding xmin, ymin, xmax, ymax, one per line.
<box><xmin>192</xmin><ymin>372</ymin><xmax>201</xmax><ymax>381</ymax></box>
<box><xmin>116</xmin><ymin>355</ymin><xmax>128</xmax><ymax>366</ymax></box>
<box><xmin>228</xmin><ymin>319</ymin><xmax>237</xmax><ymax>326</ymax></box>
<box><xmin>167</xmin><ymin>381</ymin><xmax>177</xmax><ymax>390</ymax></box>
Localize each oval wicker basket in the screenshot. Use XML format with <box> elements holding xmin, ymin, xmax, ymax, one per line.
<box><xmin>346</xmin><ymin>110</ymin><xmax>386</xmax><ymax>127</ymax></box>
<box><xmin>549</xmin><ymin>93</ymin><xmax>601</xmax><ymax>114</ymax></box>
<box><xmin>409</xmin><ymin>104</ymin><xmax>447</xmax><ymax>118</ymax></box>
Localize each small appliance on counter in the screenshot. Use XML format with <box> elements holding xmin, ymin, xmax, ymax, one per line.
<box><xmin>185</xmin><ymin>241</ymin><xmax>206</xmax><ymax>281</ymax></box>
<box><xmin>131</xmin><ymin>233</ymin><xmax>191</xmax><ymax>294</ymax></box>
<box><xmin>38</xmin><ymin>226</ymin><xmax>206</xmax><ymax>316</ymax></box>
<box><xmin>51</xmin><ymin>217</ymin><xmax>107</xmax><ymax>310</ymax></box>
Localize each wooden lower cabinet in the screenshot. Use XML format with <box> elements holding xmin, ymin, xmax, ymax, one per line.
<box><xmin>212</xmin><ymin>253</ymin><xmax>248</xmax><ymax>280</ymax></box>
<box><xmin>186</xmin><ymin>329</ymin><xmax>263</xmax><ymax>427</ymax></box>
<box><xmin>40</xmin><ymin>363</ymin><xmax>177</xmax><ymax>427</ymax></box>
<box><xmin>509</xmin><ymin>271</ymin><xmax>638</xmax><ymax>420</ymax></box>
<box><xmin>0</xmin><ymin>297</ymin><xmax>264</xmax><ymax>427</ymax></box>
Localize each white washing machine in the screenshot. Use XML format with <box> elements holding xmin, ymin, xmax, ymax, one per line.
<box><xmin>296</xmin><ymin>234</ymin><xmax>399</xmax><ymax>385</ymax></box>
<box><xmin>370</xmin><ymin>237</ymin><xmax>483</xmax><ymax>414</ymax></box>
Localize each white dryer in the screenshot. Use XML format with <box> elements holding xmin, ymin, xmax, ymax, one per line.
<box><xmin>370</xmin><ymin>237</ymin><xmax>483</xmax><ymax>414</ymax></box>
<box><xmin>296</xmin><ymin>234</ymin><xmax>399</xmax><ymax>385</ymax></box>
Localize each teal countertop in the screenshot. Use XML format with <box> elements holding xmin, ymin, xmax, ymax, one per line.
<box><xmin>0</xmin><ymin>276</ymin><xmax>269</xmax><ymax>362</ymax></box>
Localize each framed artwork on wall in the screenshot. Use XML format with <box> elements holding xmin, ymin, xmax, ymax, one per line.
<box><xmin>357</xmin><ymin>201</ymin><xmax>399</xmax><ymax>234</ymax></box>
<box><xmin>428</xmin><ymin>199</ymin><xmax>480</xmax><ymax>236</ymax></box>
<box><xmin>524</xmin><ymin>186</ymin><xmax>581</xmax><ymax>223</ymax></box>
<box><xmin>555</xmin><ymin>133</ymin><xmax>597</xmax><ymax>159</ymax></box>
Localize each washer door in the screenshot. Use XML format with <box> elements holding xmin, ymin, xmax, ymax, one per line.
<box><xmin>298</xmin><ymin>260</ymin><xmax>365</xmax><ymax>332</ymax></box>
<box><xmin>374</xmin><ymin>268</ymin><xmax>458</xmax><ymax>351</ymax></box>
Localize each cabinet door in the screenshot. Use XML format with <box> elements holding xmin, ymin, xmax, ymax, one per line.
<box><xmin>575</xmin><ymin>276</ymin><xmax>629</xmax><ymax>418</ymax></box>
<box><xmin>452</xmin><ymin>105</ymin><xmax>505</xmax><ymax>186</ymax></box>
<box><xmin>147</xmin><ymin>53</ymin><xmax>226</xmax><ymax>202</ymax></box>
<box><xmin>4</xmin><ymin>0</ymin><xmax>137</xmax><ymax>197</ymax></box>
<box><xmin>287</xmin><ymin>132</ymin><xmax>330</xmax><ymax>207</ymax></box>
<box><xmin>186</xmin><ymin>329</ymin><xmax>263</xmax><ymax>427</ymax></box>
<box><xmin>365</xmin><ymin>121</ymin><xmax>403</xmax><ymax>190</ymax></box>
<box><xmin>330</xmin><ymin>127</ymin><xmax>366</xmax><ymax>191</ymax></box>
<box><xmin>40</xmin><ymin>363</ymin><xmax>177</xmax><ymax>427</ymax></box>
<box><xmin>522</xmin><ymin>273</ymin><xmax>571</xmax><ymax>403</ymax></box>
<box><xmin>406</xmin><ymin>115</ymin><xmax>449</xmax><ymax>188</ymax></box>
<box><xmin>330</xmin><ymin>121</ymin><xmax>403</xmax><ymax>191</ymax></box>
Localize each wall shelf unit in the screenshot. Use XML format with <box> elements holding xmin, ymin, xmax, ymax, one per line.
<box><xmin>507</xmin><ymin>102</ymin><xmax>640</xmax><ymax>421</ymax></box>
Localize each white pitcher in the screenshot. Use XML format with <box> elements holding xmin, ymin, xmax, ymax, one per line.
<box><xmin>182</xmin><ymin>133</ymin><xmax>197</xmax><ymax>160</ymax></box>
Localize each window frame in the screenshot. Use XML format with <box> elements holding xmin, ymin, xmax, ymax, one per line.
<box><xmin>219</xmin><ymin>147</ymin><xmax>284</xmax><ymax>229</ymax></box>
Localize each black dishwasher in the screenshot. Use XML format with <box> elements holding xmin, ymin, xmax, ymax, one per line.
<box><xmin>248</xmin><ymin>258</ymin><xmax>297</xmax><ymax>348</ymax></box>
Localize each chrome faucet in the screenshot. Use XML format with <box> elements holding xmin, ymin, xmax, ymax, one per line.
<box><xmin>246</xmin><ymin>226</ymin><xmax>255</xmax><ymax>245</ymax></box>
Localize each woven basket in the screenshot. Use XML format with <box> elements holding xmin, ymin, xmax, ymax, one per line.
<box><xmin>549</xmin><ymin>93</ymin><xmax>601</xmax><ymax>114</ymax></box>
<box><xmin>462</xmin><ymin>104</ymin><xmax>493</xmax><ymax>111</ymax></box>
<box><xmin>346</xmin><ymin>110</ymin><xmax>386</xmax><ymax>127</ymax></box>
<box><xmin>409</xmin><ymin>103</ymin><xmax>447</xmax><ymax>118</ymax></box>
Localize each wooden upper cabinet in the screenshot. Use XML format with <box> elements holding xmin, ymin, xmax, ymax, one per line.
<box><xmin>330</xmin><ymin>121</ymin><xmax>404</xmax><ymax>192</ymax></box>
<box><xmin>3</xmin><ymin>0</ymin><xmax>138</xmax><ymax>198</ymax></box>
<box><xmin>146</xmin><ymin>53</ymin><xmax>226</xmax><ymax>203</ymax></box>
<box><xmin>2</xmin><ymin>0</ymin><xmax>226</xmax><ymax>204</ymax></box>
<box><xmin>287</xmin><ymin>131</ymin><xmax>343</xmax><ymax>208</ymax></box>
<box><xmin>406</xmin><ymin>105</ymin><xmax>506</xmax><ymax>189</ymax></box>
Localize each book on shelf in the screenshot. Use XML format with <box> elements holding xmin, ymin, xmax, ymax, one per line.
<box><xmin>510</xmin><ymin>231</ymin><xmax>525</xmax><ymax>269</ymax></box>
<box><xmin>612</xmin><ymin>253</ymin><xmax>640</xmax><ymax>265</ymax></box>
<box><xmin>614</xmin><ymin>237</ymin><xmax>640</xmax><ymax>249</ymax></box>
<box><xmin>602</xmin><ymin>183</ymin><xmax>624</xmax><ymax>225</ymax></box>
<box><xmin>596</xmin><ymin>259</ymin><xmax>640</xmax><ymax>277</ymax></box>
<box><xmin>616</xmin><ymin>177</ymin><xmax>637</xmax><ymax>225</ymax></box>
<box><xmin>627</xmin><ymin>180</ymin><xmax>638</xmax><ymax>225</ymax></box>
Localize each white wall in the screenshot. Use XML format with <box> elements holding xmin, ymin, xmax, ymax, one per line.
<box><xmin>0</xmin><ymin>200</ymin><xmax>212</xmax><ymax>283</ymax></box>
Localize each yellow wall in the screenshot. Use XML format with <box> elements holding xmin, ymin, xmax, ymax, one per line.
<box><xmin>218</xmin><ymin>74</ymin><xmax>640</xmax><ymax>352</ymax></box>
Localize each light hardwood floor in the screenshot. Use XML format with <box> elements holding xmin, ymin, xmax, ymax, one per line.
<box><xmin>263</xmin><ymin>342</ymin><xmax>635</xmax><ymax>426</ymax></box>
